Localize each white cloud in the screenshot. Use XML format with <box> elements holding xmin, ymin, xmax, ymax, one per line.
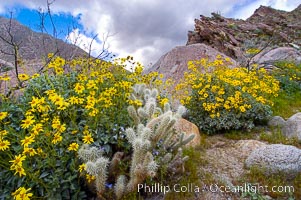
<box><xmin>0</xmin><ymin>0</ymin><xmax>300</xmax><ymax>66</ymax></box>
<box><xmin>66</xmin><ymin>28</ymin><xmax>104</xmax><ymax>57</ymax></box>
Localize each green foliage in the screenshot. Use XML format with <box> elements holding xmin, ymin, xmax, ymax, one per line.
<box><xmin>0</xmin><ymin>99</ymin><xmax>88</xmax><ymax>199</ymax></box>
<box><xmin>272</xmin><ymin>61</ymin><xmax>301</xmax><ymax>94</ymax></box>
<box><xmin>224</xmin><ymin>129</ymin><xmax>258</xmax><ymax>140</ymax></box>
<box><xmin>176</xmin><ymin>57</ymin><xmax>279</xmax><ymax>134</ymax></box>
<box><xmin>227</xmin><ymin>23</ymin><xmax>238</xmax><ymax>30</ymax></box>
<box><xmin>260</xmin><ymin>130</ymin><xmax>301</xmax><ymax>148</ymax></box>
<box><xmin>272</xmin><ymin>90</ymin><xmax>301</xmax><ymax>118</ymax></box>
<box><xmin>0</xmin><ymin>56</ymin><xmax>162</xmax><ymax>199</ymax></box>
<box><xmin>23</xmin><ymin>71</ymin><xmax>133</xmax><ymax>155</ymax></box>
<box><xmin>270</xmin><ymin>61</ymin><xmax>301</xmax><ymax>118</ymax></box>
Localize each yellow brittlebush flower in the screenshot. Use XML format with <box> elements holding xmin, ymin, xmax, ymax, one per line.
<box><xmin>12</xmin><ymin>187</ymin><xmax>33</xmax><ymax>200</ymax></box>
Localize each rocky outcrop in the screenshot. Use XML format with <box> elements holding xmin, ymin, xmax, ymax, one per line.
<box><xmin>205</xmin><ymin>139</ymin><xmax>267</xmax><ymax>181</ymax></box>
<box><xmin>201</xmin><ymin>138</ymin><xmax>267</xmax><ymax>200</ymax></box>
<box><xmin>204</xmin><ymin>139</ymin><xmax>267</xmax><ymax>185</ymax></box>
<box><xmin>187</xmin><ymin>5</ymin><xmax>301</xmax><ymax>66</ymax></box>
<box><xmin>245</xmin><ymin>144</ymin><xmax>301</xmax><ymax>179</ymax></box>
<box><xmin>145</xmin><ymin>5</ymin><xmax>301</xmax><ymax>83</ymax></box>
<box><xmin>268</xmin><ymin>113</ymin><xmax>301</xmax><ymax>141</ymax></box>
<box><xmin>144</xmin><ymin>43</ymin><xmax>237</xmax><ymax>81</ymax></box>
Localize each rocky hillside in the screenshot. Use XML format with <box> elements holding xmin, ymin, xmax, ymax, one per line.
<box><xmin>145</xmin><ymin>5</ymin><xmax>301</xmax><ymax>80</ymax></box>
<box><xmin>187</xmin><ymin>5</ymin><xmax>301</xmax><ymax>63</ymax></box>
<box><xmin>0</xmin><ymin>16</ymin><xmax>87</xmax><ymax>69</ymax></box>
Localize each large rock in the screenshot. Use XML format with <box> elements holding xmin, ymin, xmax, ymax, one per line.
<box><xmin>202</xmin><ymin>138</ymin><xmax>267</xmax><ymax>199</ymax></box>
<box><xmin>143</xmin><ymin>43</ymin><xmax>237</xmax><ymax>81</ymax></box>
<box><xmin>173</xmin><ymin>118</ymin><xmax>201</xmax><ymax>147</ymax></box>
<box><xmin>267</xmin><ymin>116</ymin><xmax>286</xmax><ymax>128</ymax></box>
<box><xmin>234</xmin><ymin>140</ymin><xmax>267</xmax><ymax>156</ymax></box>
<box><xmin>253</xmin><ymin>47</ymin><xmax>301</xmax><ymax>64</ymax></box>
<box><xmin>282</xmin><ymin>112</ymin><xmax>301</xmax><ymax>140</ymax></box>
<box><xmin>245</xmin><ymin>144</ymin><xmax>301</xmax><ymax>179</ymax></box>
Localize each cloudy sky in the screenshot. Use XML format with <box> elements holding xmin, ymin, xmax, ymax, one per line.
<box><xmin>0</xmin><ymin>0</ymin><xmax>300</xmax><ymax>67</ymax></box>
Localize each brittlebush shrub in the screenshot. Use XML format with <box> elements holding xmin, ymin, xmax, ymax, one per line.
<box><xmin>0</xmin><ymin>55</ymin><xmax>163</xmax><ymax>199</ymax></box>
<box><xmin>175</xmin><ymin>56</ymin><xmax>280</xmax><ymax>134</ymax></box>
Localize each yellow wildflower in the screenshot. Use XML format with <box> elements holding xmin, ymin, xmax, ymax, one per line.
<box><xmin>47</xmin><ymin>53</ymin><xmax>54</xmax><ymax>58</ymax></box>
<box><xmin>74</xmin><ymin>83</ymin><xmax>85</xmax><ymax>94</ymax></box>
<box><xmin>0</xmin><ymin>112</ymin><xmax>8</xmax><ymax>120</ymax></box>
<box><xmin>79</xmin><ymin>163</ymin><xmax>86</xmax><ymax>172</ymax></box>
<box><xmin>18</xmin><ymin>74</ymin><xmax>30</xmax><ymax>81</ymax></box>
<box><xmin>9</xmin><ymin>154</ymin><xmax>26</xmax><ymax>166</ymax></box>
<box><xmin>159</xmin><ymin>98</ymin><xmax>169</xmax><ymax>107</ymax></box>
<box><xmin>68</xmin><ymin>96</ymin><xmax>80</xmax><ymax>104</ymax></box>
<box><xmin>0</xmin><ymin>130</ymin><xmax>8</xmax><ymax>137</ymax></box>
<box><xmin>29</xmin><ymin>96</ymin><xmax>39</xmax><ymax>107</ymax></box>
<box><xmin>239</xmin><ymin>106</ymin><xmax>246</xmax><ymax>113</ymax></box>
<box><xmin>23</xmin><ymin>147</ymin><xmax>37</xmax><ymax>156</ymax></box>
<box><xmin>31</xmin><ymin>73</ymin><xmax>40</xmax><ymax>79</ymax></box>
<box><xmin>52</xmin><ymin>133</ymin><xmax>63</xmax><ymax>144</ymax></box>
<box><xmin>21</xmin><ymin>136</ymin><xmax>35</xmax><ymax>147</ymax></box>
<box><xmin>0</xmin><ymin>74</ymin><xmax>10</xmax><ymax>81</ymax></box>
<box><xmin>31</xmin><ymin>123</ymin><xmax>43</xmax><ymax>136</ymax></box>
<box><xmin>12</xmin><ymin>187</ymin><xmax>33</xmax><ymax>200</ymax></box>
<box><xmin>68</xmin><ymin>143</ymin><xmax>79</xmax><ymax>151</ymax></box>
<box><xmin>83</xmin><ymin>134</ymin><xmax>94</xmax><ymax>144</ymax></box>
<box><xmin>0</xmin><ymin>139</ymin><xmax>10</xmax><ymax>151</ymax></box>
<box><xmin>86</xmin><ymin>174</ymin><xmax>95</xmax><ymax>183</ymax></box>
<box><xmin>37</xmin><ymin>147</ymin><xmax>43</xmax><ymax>155</ymax></box>
<box><xmin>14</xmin><ymin>165</ymin><xmax>26</xmax><ymax>177</ymax></box>
<box><xmin>21</xmin><ymin>116</ymin><xmax>35</xmax><ymax>129</ymax></box>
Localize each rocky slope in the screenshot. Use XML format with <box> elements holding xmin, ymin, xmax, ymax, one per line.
<box><xmin>187</xmin><ymin>5</ymin><xmax>301</xmax><ymax>64</ymax></box>
<box><xmin>146</xmin><ymin>5</ymin><xmax>301</xmax><ymax>80</ymax></box>
<box><xmin>0</xmin><ymin>16</ymin><xmax>89</xmax><ymax>96</ymax></box>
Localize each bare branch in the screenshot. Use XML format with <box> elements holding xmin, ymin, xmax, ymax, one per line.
<box><xmin>47</xmin><ymin>0</ymin><xmax>57</xmax><ymax>38</ymax></box>
<box><xmin>0</xmin><ymin>12</ymin><xmax>22</xmax><ymax>87</ymax></box>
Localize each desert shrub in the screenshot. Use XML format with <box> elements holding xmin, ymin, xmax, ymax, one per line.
<box><xmin>0</xmin><ymin>55</ymin><xmax>162</xmax><ymax>199</ymax></box>
<box><xmin>175</xmin><ymin>56</ymin><xmax>279</xmax><ymax>134</ymax></box>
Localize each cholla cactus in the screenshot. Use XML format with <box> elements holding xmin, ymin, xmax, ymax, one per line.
<box><xmin>166</xmin><ymin>148</ymin><xmax>189</xmax><ymax>175</ymax></box>
<box><xmin>78</xmin><ymin>145</ymin><xmax>109</xmax><ymax>195</ymax></box>
<box><xmin>78</xmin><ymin>84</ymin><xmax>195</xmax><ymax>199</ymax></box>
<box><xmin>128</xmin><ymin>84</ymin><xmax>195</xmax><ymax>150</ymax></box>
<box><xmin>123</xmin><ymin>84</ymin><xmax>195</xmax><ymax>193</ymax></box>
<box><xmin>114</xmin><ymin>175</ymin><xmax>127</xmax><ymax>199</ymax></box>
<box><xmin>78</xmin><ymin>144</ymin><xmax>104</xmax><ymax>162</ymax></box>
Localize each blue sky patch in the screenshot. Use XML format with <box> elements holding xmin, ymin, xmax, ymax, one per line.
<box><xmin>0</xmin><ymin>7</ymin><xmax>83</xmax><ymax>40</ymax></box>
